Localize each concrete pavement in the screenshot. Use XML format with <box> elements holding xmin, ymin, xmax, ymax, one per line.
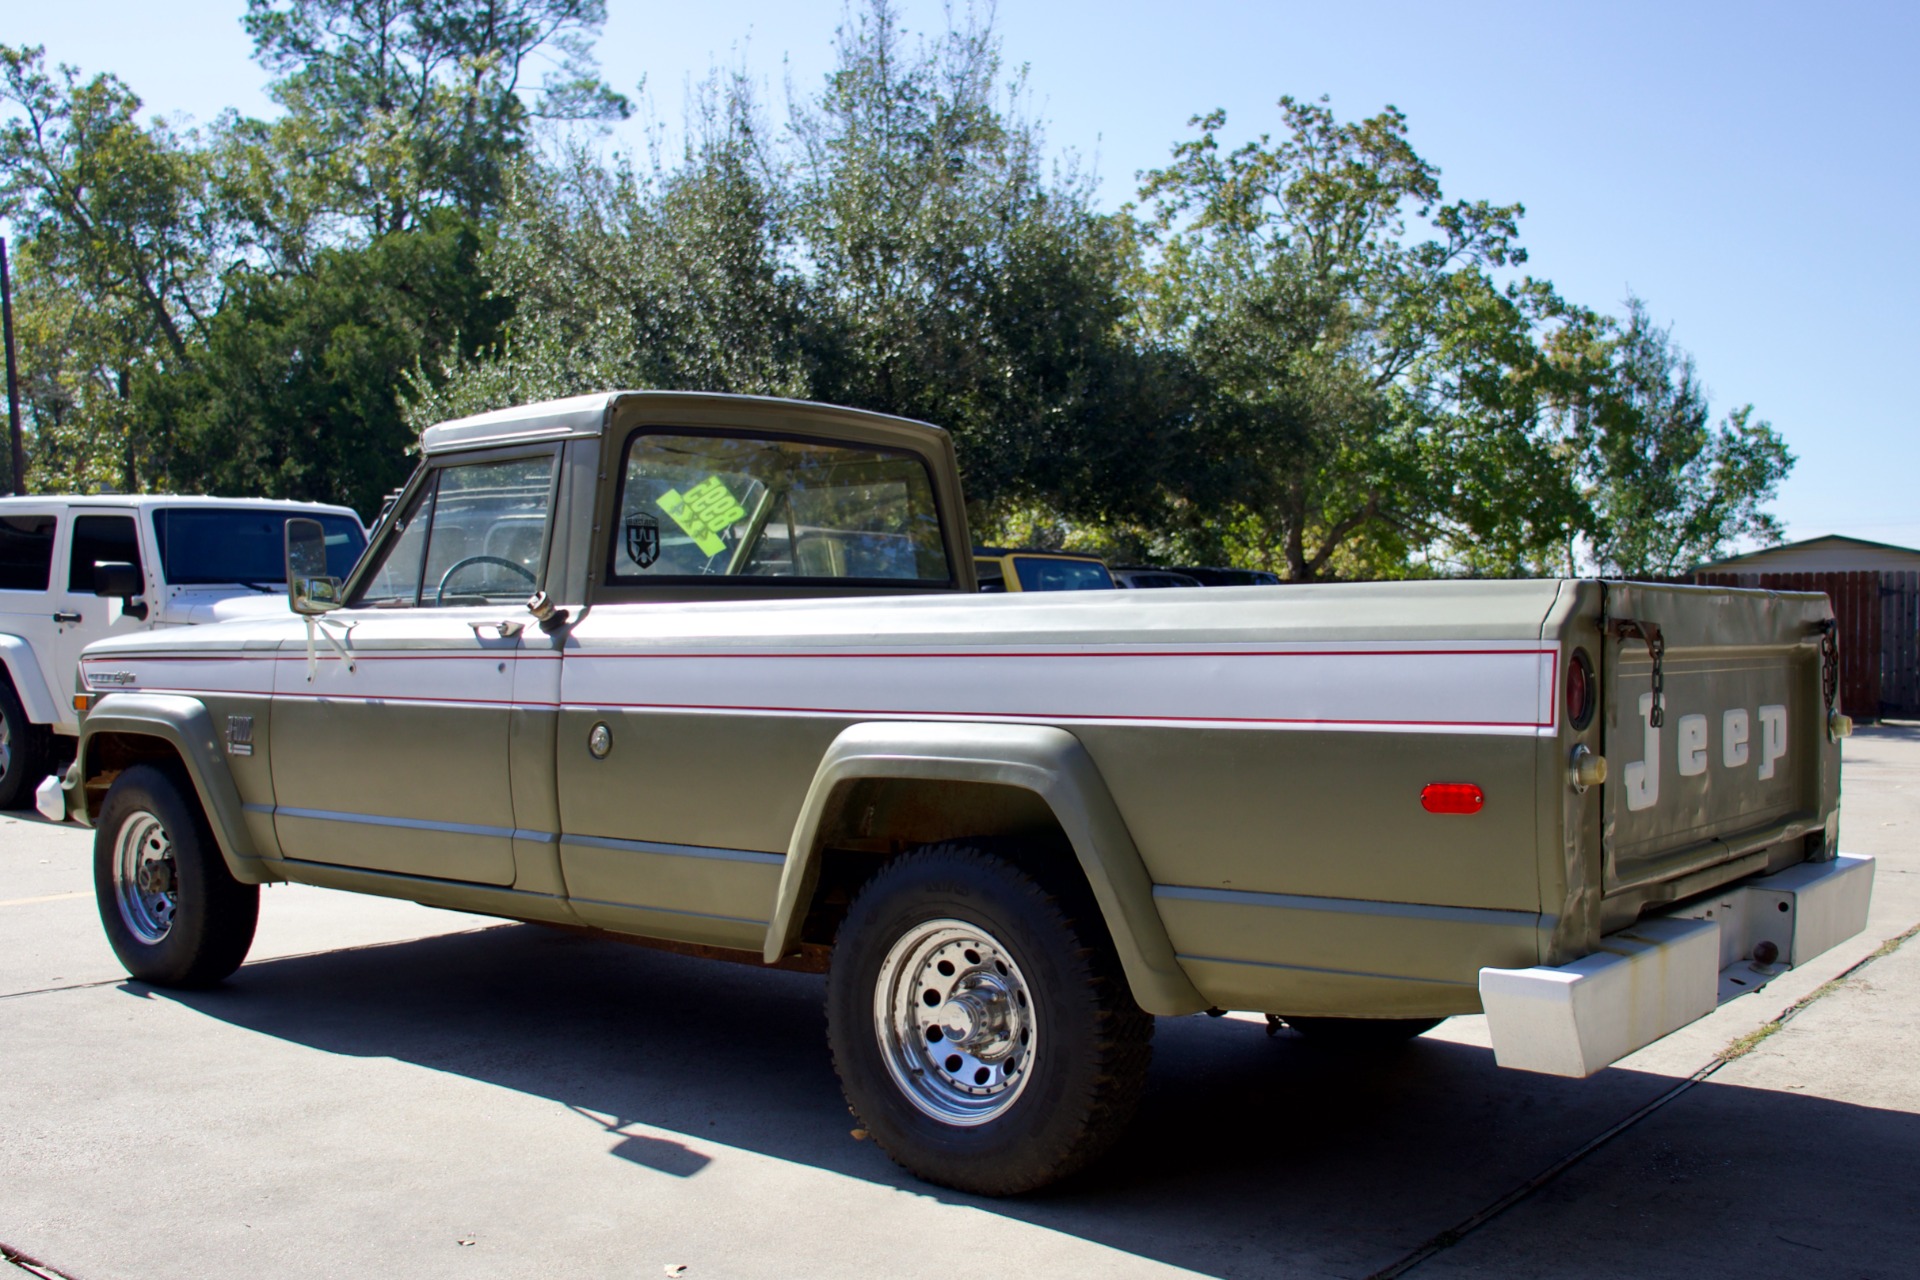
<box><xmin>2</xmin><ymin>727</ymin><xmax>1916</xmax><ymax>1279</ymax></box>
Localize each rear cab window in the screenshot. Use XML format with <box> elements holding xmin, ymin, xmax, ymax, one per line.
<box><xmin>606</xmin><ymin>429</ymin><xmax>954</xmax><ymax>588</ymax></box>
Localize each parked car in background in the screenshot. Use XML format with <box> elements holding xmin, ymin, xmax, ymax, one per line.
<box><xmin>973</xmin><ymin>546</ymin><xmax>1116</xmax><ymax>591</ymax></box>
<box><xmin>0</xmin><ymin>495</ymin><xmax>366</xmax><ymax>807</ymax></box>
<box><xmin>1174</xmin><ymin>566</ymin><xmax>1282</xmax><ymax>587</ymax></box>
<box><xmin>1111</xmin><ymin>566</ymin><xmax>1203</xmax><ymax>589</ymax></box>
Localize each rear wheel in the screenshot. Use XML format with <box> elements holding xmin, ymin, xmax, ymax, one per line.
<box><xmin>0</xmin><ymin>678</ymin><xmax>49</xmax><ymax>810</ymax></box>
<box><xmin>94</xmin><ymin>764</ymin><xmax>259</xmax><ymax>987</ymax></box>
<box><xmin>1282</xmin><ymin>1015</ymin><xmax>1444</xmax><ymax>1047</ymax></box>
<box><xmin>827</xmin><ymin>841</ymin><xmax>1152</xmax><ymax>1196</ymax></box>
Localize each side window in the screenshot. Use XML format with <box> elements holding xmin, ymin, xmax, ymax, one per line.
<box><xmin>67</xmin><ymin>515</ymin><xmax>139</xmax><ymax>594</ymax></box>
<box><xmin>608</xmin><ymin>431</ymin><xmax>951</xmax><ymax>584</ymax></box>
<box><xmin>355</xmin><ymin>479</ymin><xmax>436</xmax><ymax>606</ymax></box>
<box><xmin>353</xmin><ymin>454</ymin><xmax>557</xmax><ymax>607</ymax></box>
<box><xmin>0</xmin><ymin>514</ymin><xmax>57</xmax><ymax>591</ymax></box>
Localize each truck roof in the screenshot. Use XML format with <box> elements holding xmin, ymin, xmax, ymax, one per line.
<box><xmin>0</xmin><ymin>494</ymin><xmax>361</xmax><ymax>517</ymax></box>
<box><xmin>419</xmin><ymin>390</ymin><xmax>953</xmax><ymax>457</ymax></box>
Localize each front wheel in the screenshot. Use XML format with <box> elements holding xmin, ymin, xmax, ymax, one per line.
<box><xmin>94</xmin><ymin>764</ymin><xmax>259</xmax><ymax>987</ymax></box>
<box><xmin>827</xmin><ymin>841</ymin><xmax>1152</xmax><ymax>1196</ymax></box>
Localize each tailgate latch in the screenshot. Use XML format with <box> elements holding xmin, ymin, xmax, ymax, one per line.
<box><xmin>1606</xmin><ymin>618</ymin><xmax>1665</xmax><ymax>727</ymax></box>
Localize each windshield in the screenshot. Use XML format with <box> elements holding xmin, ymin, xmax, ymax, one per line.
<box><xmin>1012</xmin><ymin>557</ymin><xmax>1114</xmax><ymax>591</ymax></box>
<box><xmin>152</xmin><ymin>508</ymin><xmax>365</xmax><ymax>586</ymax></box>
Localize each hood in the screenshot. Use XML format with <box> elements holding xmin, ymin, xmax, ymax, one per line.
<box><xmin>161</xmin><ymin>588</ymin><xmax>299</xmax><ymax>625</ymax></box>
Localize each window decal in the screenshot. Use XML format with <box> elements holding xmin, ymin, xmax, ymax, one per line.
<box><xmin>657</xmin><ymin>476</ymin><xmax>747</xmax><ymax>558</ymax></box>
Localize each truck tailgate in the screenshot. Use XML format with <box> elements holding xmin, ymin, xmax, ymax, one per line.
<box><xmin>1600</xmin><ymin>582</ymin><xmax>1839</xmax><ymax>895</ymax></box>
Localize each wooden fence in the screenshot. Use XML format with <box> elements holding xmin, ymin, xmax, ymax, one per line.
<box><xmin>1881</xmin><ymin>571</ymin><xmax>1920</xmax><ymax>719</ymax></box>
<box><xmin>1692</xmin><ymin>570</ymin><xmax>1920</xmax><ymax>721</ymax></box>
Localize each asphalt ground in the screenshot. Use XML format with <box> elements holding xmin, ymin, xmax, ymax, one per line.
<box><xmin>2</xmin><ymin>727</ymin><xmax>1916</xmax><ymax>1280</ymax></box>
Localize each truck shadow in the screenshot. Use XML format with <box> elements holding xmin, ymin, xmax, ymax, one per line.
<box><xmin>151</xmin><ymin>922</ymin><xmax>1920</xmax><ymax>1279</ymax></box>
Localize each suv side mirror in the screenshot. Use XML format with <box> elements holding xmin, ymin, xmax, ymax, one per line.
<box><xmin>285</xmin><ymin>518</ymin><xmax>344</xmax><ymax>615</ymax></box>
<box><xmin>92</xmin><ymin>561</ymin><xmax>142</xmax><ymax>599</ymax></box>
<box><xmin>92</xmin><ymin>560</ymin><xmax>150</xmax><ymax>621</ymax></box>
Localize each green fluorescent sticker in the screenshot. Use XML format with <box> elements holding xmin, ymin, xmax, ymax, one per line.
<box><xmin>658</xmin><ymin>476</ymin><xmax>747</xmax><ymax>558</ymax></box>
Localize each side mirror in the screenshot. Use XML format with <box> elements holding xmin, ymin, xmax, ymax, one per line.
<box><xmin>92</xmin><ymin>561</ymin><xmax>142</xmax><ymax>598</ymax></box>
<box><xmin>285</xmin><ymin>518</ymin><xmax>344</xmax><ymax>615</ymax></box>
<box><xmin>92</xmin><ymin>561</ymin><xmax>150</xmax><ymax>621</ymax></box>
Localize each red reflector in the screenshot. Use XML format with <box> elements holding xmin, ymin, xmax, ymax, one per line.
<box><xmin>1421</xmin><ymin>783</ymin><xmax>1484</xmax><ymax>815</ymax></box>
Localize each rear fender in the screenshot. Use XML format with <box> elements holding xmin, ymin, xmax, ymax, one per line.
<box><xmin>768</xmin><ymin>721</ymin><xmax>1206</xmax><ymax>1016</ymax></box>
<box><xmin>78</xmin><ymin>693</ymin><xmax>269</xmax><ymax>884</ymax></box>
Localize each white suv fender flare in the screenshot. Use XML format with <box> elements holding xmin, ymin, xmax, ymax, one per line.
<box><xmin>0</xmin><ymin>634</ymin><xmax>63</xmax><ymax>727</ymax></box>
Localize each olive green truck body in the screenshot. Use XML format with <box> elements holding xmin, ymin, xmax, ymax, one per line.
<box><xmin>59</xmin><ymin>392</ymin><xmax>1872</xmax><ymax>1096</ymax></box>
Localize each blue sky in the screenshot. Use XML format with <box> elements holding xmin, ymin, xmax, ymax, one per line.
<box><xmin>11</xmin><ymin>1</ymin><xmax>1917</xmax><ymax>548</ymax></box>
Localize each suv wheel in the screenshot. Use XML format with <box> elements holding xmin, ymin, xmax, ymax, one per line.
<box><xmin>0</xmin><ymin>678</ymin><xmax>49</xmax><ymax>810</ymax></box>
<box><xmin>94</xmin><ymin>764</ymin><xmax>259</xmax><ymax>987</ymax></box>
<box><xmin>826</xmin><ymin>841</ymin><xmax>1152</xmax><ymax>1195</ymax></box>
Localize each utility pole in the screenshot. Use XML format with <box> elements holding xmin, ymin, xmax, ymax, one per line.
<box><xmin>0</xmin><ymin>236</ymin><xmax>24</xmax><ymax>495</ymax></box>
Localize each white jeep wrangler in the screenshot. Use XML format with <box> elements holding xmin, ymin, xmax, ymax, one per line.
<box><xmin>0</xmin><ymin>495</ymin><xmax>365</xmax><ymax>807</ymax></box>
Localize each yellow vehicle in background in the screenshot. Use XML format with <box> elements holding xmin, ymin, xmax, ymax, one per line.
<box><xmin>973</xmin><ymin>546</ymin><xmax>1116</xmax><ymax>592</ymax></box>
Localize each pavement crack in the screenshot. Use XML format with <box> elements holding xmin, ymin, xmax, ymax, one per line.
<box><xmin>1364</xmin><ymin>919</ymin><xmax>1920</xmax><ymax>1279</ymax></box>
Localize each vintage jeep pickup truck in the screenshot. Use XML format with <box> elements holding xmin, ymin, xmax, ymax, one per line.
<box><xmin>51</xmin><ymin>391</ymin><xmax>1873</xmax><ymax>1194</ymax></box>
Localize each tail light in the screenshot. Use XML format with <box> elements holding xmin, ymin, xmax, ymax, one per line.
<box><xmin>1566</xmin><ymin>648</ymin><xmax>1596</xmax><ymax>730</ymax></box>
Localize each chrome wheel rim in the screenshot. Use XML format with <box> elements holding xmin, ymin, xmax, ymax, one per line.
<box><xmin>113</xmin><ymin>810</ymin><xmax>177</xmax><ymax>944</ymax></box>
<box><xmin>0</xmin><ymin>710</ymin><xmax>11</xmax><ymax>778</ymax></box>
<box><xmin>874</xmin><ymin>918</ymin><xmax>1036</xmax><ymax>1126</ymax></box>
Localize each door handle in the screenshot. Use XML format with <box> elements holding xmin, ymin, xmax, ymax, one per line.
<box><xmin>471</xmin><ymin>620</ymin><xmax>524</xmax><ymax>639</ymax></box>
<box><xmin>52</xmin><ymin>610</ymin><xmax>82</xmax><ymax>624</ymax></box>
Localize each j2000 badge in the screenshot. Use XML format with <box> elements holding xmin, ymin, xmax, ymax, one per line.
<box><xmin>625</xmin><ymin>515</ymin><xmax>660</xmax><ymax>569</ymax></box>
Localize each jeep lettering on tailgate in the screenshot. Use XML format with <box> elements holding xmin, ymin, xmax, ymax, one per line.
<box><xmin>1623</xmin><ymin>693</ymin><xmax>1791</xmax><ymax>811</ymax></box>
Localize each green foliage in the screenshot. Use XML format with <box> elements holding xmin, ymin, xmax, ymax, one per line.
<box><xmin>407</xmin><ymin>75</ymin><xmax>808</xmax><ymax>427</ymax></box>
<box><xmin>0</xmin><ymin>44</ymin><xmax>219</xmax><ymax>488</ymax></box>
<box><xmin>1553</xmin><ymin>298</ymin><xmax>1793</xmax><ymax>576</ymax></box>
<box><xmin>234</xmin><ymin>0</ymin><xmax>629</xmax><ymax>258</ymax></box>
<box><xmin>786</xmin><ymin>3</ymin><xmax>1146</xmax><ymax>514</ymax></box>
<box><xmin>1134</xmin><ymin>96</ymin><xmax>1579</xmax><ymax>580</ymax></box>
<box><xmin>141</xmin><ymin>212</ymin><xmax>508</xmax><ymax>515</ymax></box>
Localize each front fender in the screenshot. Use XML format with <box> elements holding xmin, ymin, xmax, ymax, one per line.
<box><xmin>0</xmin><ymin>633</ymin><xmax>65</xmax><ymax>727</ymax></box>
<box><xmin>767</xmin><ymin>721</ymin><xmax>1207</xmax><ymax>1016</ymax></box>
<box><xmin>79</xmin><ymin>693</ymin><xmax>268</xmax><ymax>884</ymax></box>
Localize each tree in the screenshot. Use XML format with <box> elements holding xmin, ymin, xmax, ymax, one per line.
<box><xmin>1134</xmin><ymin>97</ymin><xmax>1577</xmax><ymax>580</ymax></box>
<box><xmin>406</xmin><ymin>72</ymin><xmax>809</xmax><ymax>428</ymax></box>
<box><xmin>232</xmin><ymin>0</ymin><xmax>631</xmax><ymax>264</ymax></box>
<box><xmin>786</xmin><ymin>0</ymin><xmax>1154</xmax><ymax>517</ymax></box>
<box><xmin>143</xmin><ymin>212</ymin><xmax>509</xmax><ymax>515</ymax></box>
<box><xmin>1555</xmin><ymin>297</ymin><xmax>1792</xmax><ymax>576</ymax></box>
<box><xmin>0</xmin><ymin>45</ymin><xmax>219</xmax><ymax>488</ymax></box>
